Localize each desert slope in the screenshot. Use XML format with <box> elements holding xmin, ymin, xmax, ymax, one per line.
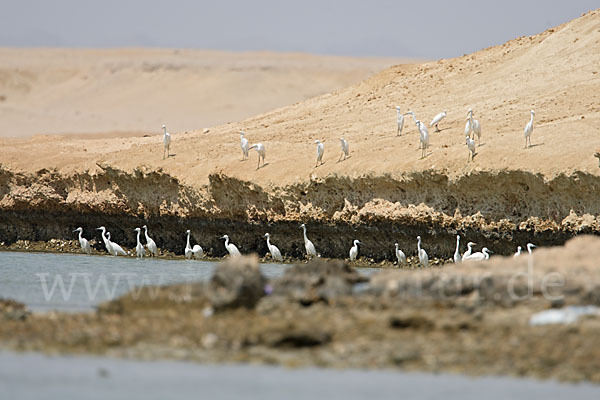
<box><xmin>1</xmin><ymin>11</ymin><xmax>599</xmax><ymax>258</ymax></box>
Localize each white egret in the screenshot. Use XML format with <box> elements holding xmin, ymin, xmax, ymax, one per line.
<box><xmin>134</xmin><ymin>228</ymin><xmax>145</xmax><ymax>258</ymax></box>
<box><xmin>220</xmin><ymin>234</ymin><xmax>241</xmax><ymax>256</ymax></box>
<box><xmin>464</xmin><ymin>247</ymin><xmax>493</xmax><ymax>261</ymax></box>
<box><xmin>429</xmin><ymin>110</ymin><xmax>447</xmax><ymax>132</ymax></box>
<box><xmin>396</xmin><ymin>106</ymin><xmax>405</xmax><ymax>136</ymax></box>
<box><xmin>416</xmin><ymin>236</ymin><xmax>429</xmax><ymax>267</ymax></box>
<box><xmin>143</xmin><ymin>225</ymin><xmax>158</xmax><ymax>257</ymax></box>
<box><xmin>524</xmin><ymin>110</ymin><xmax>535</xmax><ymax>148</ymax></box>
<box><xmin>513</xmin><ymin>246</ymin><xmax>522</xmax><ymax>257</ymax></box>
<box><xmin>73</xmin><ymin>227</ymin><xmax>91</xmax><ymax>254</ymax></box>
<box><xmin>416</xmin><ymin>120</ymin><xmax>429</xmax><ymax>158</ymax></box>
<box><xmin>394</xmin><ymin>243</ymin><xmax>406</xmax><ymax>265</ymax></box>
<box><xmin>249</xmin><ymin>143</ymin><xmax>266</xmax><ymax>169</ymax></box>
<box><xmin>467</xmin><ymin>109</ymin><xmax>481</xmax><ymax>145</ymax></box>
<box><xmin>453</xmin><ymin>235</ymin><xmax>461</xmax><ymax>263</ymax></box>
<box><xmin>102</xmin><ymin>230</ymin><xmax>127</xmax><ymax>256</ymax></box>
<box><xmin>406</xmin><ymin>111</ymin><xmax>416</xmax><ymax>122</ymax></box>
<box><xmin>462</xmin><ymin>241</ymin><xmax>476</xmax><ymax>261</ymax></box>
<box><xmin>466</xmin><ymin>136</ymin><xmax>476</xmax><ymax>162</ymax></box>
<box><xmin>96</xmin><ymin>226</ymin><xmax>114</xmax><ymax>255</ymax></box>
<box><xmin>339</xmin><ymin>138</ymin><xmax>349</xmax><ymax>162</ymax></box>
<box><xmin>526</xmin><ymin>243</ymin><xmax>537</xmax><ymax>255</ymax></box>
<box><xmin>349</xmin><ymin>239</ymin><xmax>361</xmax><ymax>261</ymax></box>
<box><xmin>185</xmin><ymin>230</ymin><xmax>204</xmax><ymax>259</ymax></box>
<box><xmin>162</xmin><ymin>124</ymin><xmax>171</xmax><ymax>160</ymax></box>
<box><xmin>264</xmin><ymin>233</ymin><xmax>283</xmax><ymax>261</ymax></box>
<box><xmin>240</xmin><ymin>131</ymin><xmax>249</xmax><ymax>161</ymax></box>
<box><xmin>315</xmin><ymin>140</ymin><xmax>324</xmax><ymax>167</ymax></box>
<box><xmin>300</xmin><ymin>223</ymin><xmax>317</xmax><ymax>258</ymax></box>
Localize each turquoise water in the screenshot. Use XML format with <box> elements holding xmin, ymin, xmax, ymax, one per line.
<box><xmin>0</xmin><ymin>251</ymin><xmax>290</xmax><ymax>312</ymax></box>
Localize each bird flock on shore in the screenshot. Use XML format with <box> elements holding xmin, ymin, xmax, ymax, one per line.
<box><xmin>73</xmin><ymin>225</ymin><xmax>536</xmax><ymax>266</ymax></box>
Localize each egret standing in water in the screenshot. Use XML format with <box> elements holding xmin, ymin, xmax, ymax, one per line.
<box><xmin>220</xmin><ymin>235</ymin><xmax>241</xmax><ymax>256</ymax></box>
<box><xmin>143</xmin><ymin>225</ymin><xmax>158</xmax><ymax>257</ymax></box>
<box><xmin>185</xmin><ymin>230</ymin><xmax>204</xmax><ymax>259</ymax></box>
<box><xmin>300</xmin><ymin>223</ymin><xmax>317</xmax><ymax>259</ymax></box>
<box><xmin>349</xmin><ymin>240</ymin><xmax>361</xmax><ymax>261</ymax></box>
<box><xmin>514</xmin><ymin>246</ymin><xmax>522</xmax><ymax>257</ymax></box>
<box><xmin>526</xmin><ymin>243</ymin><xmax>537</xmax><ymax>255</ymax></box>
<box><xmin>315</xmin><ymin>140</ymin><xmax>324</xmax><ymax>167</ymax></box>
<box><xmin>264</xmin><ymin>233</ymin><xmax>283</xmax><ymax>261</ymax></box>
<box><xmin>464</xmin><ymin>247</ymin><xmax>493</xmax><ymax>261</ymax></box>
<box><xmin>462</xmin><ymin>242</ymin><xmax>476</xmax><ymax>261</ymax></box>
<box><xmin>416</xmin><ymin>236</ymin><xmax>429</xmax><ymax>267</ymax></box>
<box><xmin>466</xmin><ymin>109</ymin><xmax>481</xmax><ymax>145</ymax></box>
<box><xmin>394</xmin><ymin>243</ymin><xmax>406</xmax><ymax>265</ymax></box>
<box><xmin>339</xmin><ymin>138</ymin><xmax>349</xmax><ymax>162</ymax></box>
<box><xmin>453</xmin><ymin>235</ymin><xmax>461</xmax><ymax>263</ymax></box>
<box><xmin>396</xmin><ymin>106</ymin><xmax>405</xmax><ymax>136</ymax></box>
<box><xmin>240</xmin><ymin>131</ymin><xmax>249</xmax><ymax>161</ymax></box>
<box><xmin>524</xmin><ymin>110</ymin><xmax>535</xmax><ymax>148</ymax></box>
<box><xmin>73</xmin><ymin>227</ymin><xmax>91</xmax><ymax>254</ymax></box>
<box><xmin>162</xmin><ymin>124</ymin><xmax>171</xmax><ymax>160</ymax></box>
<box><xmin>416</xmin><ymin>120</ymin><xmax>429</xmax><ymax>158</ymax></box>
<box><xmin>466</xmin><ymin>136</ymin><xmax>476</xmax><ymax>162</ymax></box>
<box><xmin>430</xmin><ymin>110</ymin><xmax>447</xmax><ymax>132</ymax></box>
<box><xmin>249</xmin><ymin>143</ymin><xmax>266</xmax><ymax>169</ymax></box>
<box><xmin>99</xmin><ymin>230</ymin><xmax>127</xmax><ymax>256</ymax></box>
<box><xmin>134</xmin><ymin>228</ymin><xmax>145</xmax><ymax>258</ymax></box>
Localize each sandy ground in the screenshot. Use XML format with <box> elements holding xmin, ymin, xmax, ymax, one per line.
<box><xmin>0</xmin><ymin>48</ymin><xmax>406</xmax><ymax>137</ymax></box>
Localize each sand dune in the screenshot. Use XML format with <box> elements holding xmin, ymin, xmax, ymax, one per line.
<box><xmin>0</xmin><ymin>48</ymin><xmax>407</xmax><ymax>137</ymax></box>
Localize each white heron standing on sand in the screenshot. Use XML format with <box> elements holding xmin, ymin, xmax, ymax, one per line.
<box><xmin>430</xmin><ymin>111</ymin><xmax>447</xmax><ymax>132</ymax></box>
<box><xmin>349</xmin><ymin>240</ymin><xmax>361</xmax><ymax>261</ymax></box>
<box><xmin>264</xmin><ymin>233</ymin><xmax>283</xmax><ymax>261</ymax></box>
<box><xmin>466</xmin><ymin>109</ymin><xmax>481</xmax><ymax>145</ymax></box>
<box><xmin>524</xmin><ymin>110</ymin><xmax>535</xmax><ymax>148</ymax></box>
<box><xmin>240</xmin><ymin>131</ymin><xmax>249</xmax><ymax>161</ymax></box>
<box><xmin>134</xmin><ymin>228</ymin><xmax>145</xmax><ymax>258</ymax></box>
<box><xmin>527</xmin><ymin>243</ymin><xmax>537</xmax><ymax>255</ymax></box>
<box><xmin>416</xmin><ymin>236</ymin><xmax>429</xmax><ymax>267</ymax></box>
<box><xmin>162</xmin><ymin>124</ymin><xmax>171</xmax><ymax>160</ymax></box>
<box><xmin>464</xmin><ymin>247</ymin><xmax>493</xmax><ymax>261</ymax></box>
<box><xmin>416</xmin><ymin>120</ymin><xmax>429</xmax><ymax>158</ymax></box>
<box><xmin>143</xmin><ymin>225</ymin><xmax>158</xmax><ymax>257</ymax></box>
<box><xmin>514</xmin><ymin>246</ymin><xmax>522</xmax><ymax>257</ymax></box>
<box><xmin>453</xmin><ymin>235</ymin><xmax>461</xmax><ymax>263</ymax></box>
<box><xmin>466</xmin><ymin>136</ymin><xmax>476</xmax><ymax>162</ymax></box>
<box><xmin>96</xmin><ymin>226</ymin><xmax>113</xmax><ymax>255</ymax></box>
<box><xmin>462</xmin><ymin>241</ymin><xmax>476</xmax><ymax>261</ymax></box>
<box><xmin>185</xmin><ymin>230</ymin><xmax>203</xmax><ymax>259</ymax></box>
<box><xmin>396</xmin><ymin>106</ymin><xmax>405</xmax><ymax>136</ymax></box>
<box><xmin>314</xmin><ymin>140</ymin><xmax>324</xmax><ymax>167</ymax></box>
<box><xmin>339</xmin><ymin>138</ymin><xmax>349</xmax><ymax>161</ymax></box>
<box><xmin>73</xmin><ymin>227</ymin><xmax>91</xmax><ymax>254</ymax></box>
<box><xmin>300</xmin><ymin>223</ymin><xmax>317</xmax><ymax>258</ymax></box>
<box><xmin>394</xmin><ymin>243</ymin><xmax>406</xmax><ymax>265</ymax></box>
<box><xmin>106</xmin><ymin>232</ymin><xmax>127</xmax><ymax>256</ymax></box>
<box><xmin>220</xmin><ymin>234</ymin><xmax>241</xmax><ymax>256</ymax></box>
<box><xmin>249</xmin><ymin>143</ymin><xmax>266</xmax><ymax>169</ymax></box>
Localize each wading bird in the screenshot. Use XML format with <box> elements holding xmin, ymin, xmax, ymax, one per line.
<box><xmin>73</xmin><ymin>227</ymin><xmax>91</xmax><ymax>254</ymax></box>
<box><xmin>395</xmin><ymin>243</ymin><xmax>406</xmax><ymax>265</ymax></box>
<box><xmin>264</xmin><ymin>233</ymin><xmax>283</xmax><ymax>261</ymax></box>
<box><xmin>102</xmin><ymin>230</ymin><xmax>127</xmax><ymax>256</ymax></box>
<box><xmin>406</xmin><ymin>111</ymin><xmax>416</xmax><ymax>122</ymax></box>
<box><xmin>417</xmin><ymin>236</ymin><xmax>429</xmax><ymax>267</ymax></box>
<box><xmin>143</xmin><ymin>225</ymin><xmax>158</xmax><ymax>257</ymax></box>
<box><xmin>240</xmin><ymin>131</ymin><xmax>249</xmax><ymax>161</ymax></box>
<box><xmin>514</xmin><ymin>246</ymin><xmax>522</xmax><ymax>257</ymax></box>
<box><xmin>396</xmin><ymin>106</ymin><xmax>405</xmax><ymax>136</ymax></box>
<box><xmin>339</xmin><ymin>138</ymin><xmax>349</xmax><ymax>161</ymax></box>
<box><xmin>466</xmin><ymin>109</ymin><xmax>481</xmax><ymax>145</ymax></box>
<box><xmin>162</xmin><ymin>124</ymin><xmax>171</xmax><ymax>160</ymax></box>
<box><xmin>96</xmin><ymin>226</ymin><xmax>113</xmax><ymax>255</ymax></box>
<box><xmin>416</xmin><ymin>120</ymin><xmax>429</xmax><ymax>158</ymax></box>
<box><xmin>464</xmin><ymin>247</ymin><xmax>493</xmax><ymax>261</ymax></box>
<box><xmin>134</xmin><ymin>228</ymin><xmax>145</xmax><ymax>258</ymax></box>
<box><xmin>220</xmin><ymin>234</ymin><xmax>241</xmax><ymax>257</ymax></box>
<box><xmin>466</xmin><ymin>136</ymin><xmax>476</xmax><ymax>162</ymax></box>
<box><xmin>249</xmin><ymin>143</ymin><xmax>266</xmax><ymax>169</ymax></box>
<box><xmin>524</xmin><ymin>110</ymin><xmax>535</xmax><ymax>148</ymax></box>
<box><xmin>300</xmin><ymin>223</ymin><xmax>317</xmax><ymax>259</ymax></box>
<box><xmin>453</xmin><ymin>235</ymin><xmax>461</xmax><ymax>263</ymax></box>
<box><xmin>185</xmin><ymin>230</ymin><xmax>203</xmax><ymax>259</ymax></box>
<box><xmin>462</xmin><ymin>241</ymin><xmax>476</xmax><ymax>261</ymax></box>
<box><xmin>349</xmin><ymin>240</ymin><xmax>361</xmax><ymax>261</ymax></box>
<box><xmin>430</xmin><ymin>110</ymin><xmax>447</xmax><ymax>132</ymax></box>
<box><xmin>527</xmin><ymin>243</ymin><xmax>537</xmax><ymax>255</ymax></box>
<box><xmin>315</xmin><ymin>140</ymin><xmax>324</xmax><ymax>167</ymax></box>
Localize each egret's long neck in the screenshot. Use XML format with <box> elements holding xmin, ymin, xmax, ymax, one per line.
<box><xmin>302</xmin><ymin>227</ymin><xmax>308</xmax><ymax>241</ymax></box>
<box><xmin>530</xmin><ymin>113</ymin><xmax>534</xmax><ymax>124</ymax></box>
<box><xmin>417</xmin><ymin>238</ymin><xmax>421</xmax><ymax>253</ymax></box>
<box><xmin>224</xmin><ymin>237</ymin><xmax>229</xmax><ymax>247</ymax></box>
<box><xmin>266</xmin><ymin>237</ymin><xmax>271</xmax><ymax>248</ymax></box>
<box><xmin>78</xmin><ymin>231</ymin><xmax>83</xmax><ymax>241</ymax></box>
<box><xmin>144</xmin><ymin>228</ymin><xmax>150</xmax><ymax>241</ymax></box>
<box><xmin>186</xmin><ymin>232</ymin><xmax>191</xmax><ymax>249</ymax></box>
<box><xmin>455</xmin><ymin>237</ymin><xmax>460</xmax><ymax>251</ymax></box>
<box><xmin>101</xmin><ymin>230</ymin><xmax>108</xmax><ymax>243</ymax></box>
<box><xmin>136</xmin><ymin>231</ymin><xmax>141</xmax><ymax>245</ymax></box>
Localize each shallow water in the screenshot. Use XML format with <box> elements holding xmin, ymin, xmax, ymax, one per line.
<box><xmin>1</xmin><ymin>351</ymin><xmax>598</xmax><ymax>400</ymax></box>
<box><xmin>0</xmin><ymin>251</ymin><xmax>291</xmax><ymax>312</ymax></box>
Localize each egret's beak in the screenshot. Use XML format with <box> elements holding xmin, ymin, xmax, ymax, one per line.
<box><xmin>488</xmin><ymin>250</ymin><xmax>494</xmax><ymax>254</ymax></box>
<box><xmin>95</xmin><ymin>228</ymin><xmax>102</xmax><ymax>231</ymax></box>
<box><xmin>72</xmin><ymin>229</ymin><xmax>78</xmax><ymax>232</ymax></box>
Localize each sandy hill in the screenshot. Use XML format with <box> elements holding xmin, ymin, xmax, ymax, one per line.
<box><xmin>0</xmin><ymin>48</ymin><xmax>405</xmax><ymax>137</ymax></box>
